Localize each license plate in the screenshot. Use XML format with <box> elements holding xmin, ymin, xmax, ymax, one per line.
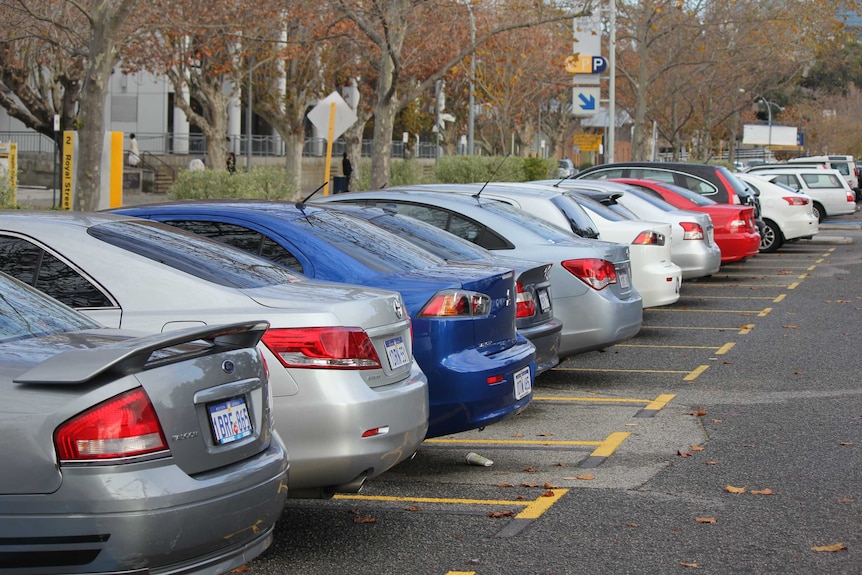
<box><xmin>513</xmin><ymin>366</ymin><xmax>532</xmax><ymax>400</ymax></box>
<box><xmin>385</xmin><ymin>336</ymin><xmax>410</xmax><ymax>370</ymax></box>
<box><xmin>208</xmin><ymin>397</ymin><xmax>253</xmax><ymax>445</ymax></box>
<box><xmin>618</xmin><ymin>269</ymin><xmax>631</xmax><ymax>289</ymax></box>
<box><xmin>537</xmin><ymin>289</ymin><xmax>552</xmax><ymax>313</ymax></box>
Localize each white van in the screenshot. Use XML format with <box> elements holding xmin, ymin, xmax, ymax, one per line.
<box><xmin>787</xmin><ymin>155</ymin><xmax>858</xmax><ymax>193</ymax></box>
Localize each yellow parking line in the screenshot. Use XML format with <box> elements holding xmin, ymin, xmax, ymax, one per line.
<box><xmin>553</xmin><ymin>367</ymin><xmax>690</xmax><ymax>374</ymax></box>
<box><xmin>532</xmin><ymin>396</ymin><xmax>652</xmax><ymax>403</ymax></box>
<box><xmin>758</xmin><ymin>308</ymin><xmax>772</xmax><ymax>316</ymax></box>
<box><xmin>641</xmin><ymin>325</ymin><xmax>753</xmax><ymax>333</ymax></box>
<box><xmin>448</xmin><ymin>572</ymin><xmax>476</xmax><ymax>575</ymax></box>
<box><xmin>773</xmin><ymin>294</ymin><xmax>786</xmax><ymax>303</ymax></box>
<box><xmin>616</xmin><ymin>343</ymin><xmax>725</xmax><ymax>350</ymax></box>
<box><xmin>424</xmin><ymin>438</ymin><xmax>602</xmax><ymax>447</ymax></box>
<box><xmin>739</xmin><ymin>324</ymin><xmax>755</xmax><ymax>334</ymax></box>
<box><xmin>581</xmin><ymin>432</ymin><xmax>631</xmax><ymax>468</ymax></box>
<box><xmin>683</xmin><ymin>295</ymin><xmax>782</xmax><ymax>300</ymax></box>
<box><xmin>787</xmin><ymin>282</ymin><xmax>799</xmax><ymax>289</ymax></box>
<box><xmin>716</xmin><ymin>342</ymin><xmax>735</xmax><ymax>354</ymax></box>
<box><xmin>650</xmin><ymin>308</ymin><xmax>771</xmax><ymax>314</ymax></box>
<box><xmin>635</xmin><ymin>394</ymin><xmax>676</xmax><ymax>418</ymax></box>
<box><xmin>684</xmin><ymin>365</ymin><xmax>710</xmax><ymax>381</ymax></box>
<box><xmin>685</xmin><ymin>283</ymin><xmax>799</xmax><ymax>288</ymax></box>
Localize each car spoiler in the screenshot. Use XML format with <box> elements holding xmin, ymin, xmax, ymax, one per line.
<box><xmin>14</xmin><ymin>320</ymin><xmax>270</xmax><ymax>385</ymax></box>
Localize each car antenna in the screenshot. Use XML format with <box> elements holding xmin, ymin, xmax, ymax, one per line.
<box><xmin>295</xmin><ymin>181</ymin><xmax>328</xmax><ymax>211</ymax></box>
<box><xmin>474</xmin><ymin>153</ymin><xmax>511</xmax><ymax>199</ymax></box>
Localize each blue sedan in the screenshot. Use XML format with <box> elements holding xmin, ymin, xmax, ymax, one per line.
<box><xmin>113</xmin><ymin>201</ymin><xmax>537</xmax><ymax>438</ymax></box>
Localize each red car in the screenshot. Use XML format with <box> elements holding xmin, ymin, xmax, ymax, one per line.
<box><xmin>612</xmin><ymin>178</ymin><xmax>761</xmax><ymax>264</ymax></box>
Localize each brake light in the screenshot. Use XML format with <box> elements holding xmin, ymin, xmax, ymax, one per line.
<box><xmin>561</xmin><ymin>258</ymin><xmax>617</xmax><ymax>290</ymax></box>
<box><xmin>418</xmin><ymin>289</ymin><xmax>490</xmax><ymax>317</ymax></box>
<box><xmin>847</xmin><ymin>191</ymin><xmax>855</xmax><ymax>202</ymax></box>
<box><xmin>632</xmin><ymin>231</ymin><xmax>665</xmax><ymax>246</ymax></box>
<box><xmin>782</xmin><ymin>196</ymin><xmax>809</xmax><ymax>206</ymax></box>
<box><xmin>728</xmin><ymin>212</ymin><xmax>754</xmax><ymax>233</ymax></box>
<box><xmin>680</xmin><ymin>222</ymin><xmax>704</xmax><ymax>240</ymax></box>
<box><xmin>262</xmin><ymin>326</ymin><xmax>382</xmax><ymax>369</ymax></box>
<box><xmin>55</xmin><ymin>388</ymin><xmax>168</xmax><ymax>461</ymax></box>
<box><xmin>515</xmin><ymin>282</ymin><xmax>536</xmax><ymax>318</ymax></box>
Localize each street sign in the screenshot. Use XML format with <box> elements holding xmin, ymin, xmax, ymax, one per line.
<box><xmin>572</xmin><ymin>87</ymin><xmax>600</xmax><ymax>116</ymax></box>
<box><xmin>573</xmin><ymin>133</ymin><xmax>603</xmax><ymax>152</ymax></box>
<box><xmin>565</xmin><ymin>54</ymin><xmax>608</xmax><ymax>75</ymax></box>
<box><xmin>307</xmin><ymin>91</ymin><xmax>357</xmax><ymax>140</ymax></box>
<box><xmin>591</xmin><ymin>56</ymin><xmax>608</xmax><ymax>74</ymax></box>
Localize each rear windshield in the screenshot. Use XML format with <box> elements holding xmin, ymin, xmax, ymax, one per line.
<box><xmin>88</xmin><ymin>220</ymin><xmax>306</xmax><ymax>288</ymax></box>
<box><xmin>475</xmin><ymin>199</ymin><xmax>578</xmax><ymax>242</ymax></box>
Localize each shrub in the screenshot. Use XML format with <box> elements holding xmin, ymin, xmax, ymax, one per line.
<box><xmin>435</xmin><ymin>155</ymin><xmax>555</xmax><ymax>183</ymax></box>
<box><xmin>168</xmin><ymin>167</ymin><xmax>299</xmax><ymax>201</ymax></box>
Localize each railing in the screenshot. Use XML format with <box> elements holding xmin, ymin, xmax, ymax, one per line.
<box><xmin>1</xmin><ymin>130</ymin><xmax>449</xmax><ymax>160</ymax></box>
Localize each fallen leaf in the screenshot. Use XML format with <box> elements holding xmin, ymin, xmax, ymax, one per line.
<box><xmin>703</xmin><ymin>461</ymin><xmax>720</xmax><ymax>465</ymax></box>
<box><xmin>783</xmin><ymin>325</ymin><xmax>799</xmax><ymax>329</ymax></box>
<box><xmin>793</xmin><ymin>371</ymin><xmax>803</xmax><ymax>375</ymax></box>
<box><xmin>541</xmin><ymin>490</ymin><xmax>556</xmax><ymax>497</ymax></box>
<box><xmin>553</xmin><ymin>462</ymin><xmax>568</xmax><ymax>467</ymax></box>
<box><xmin>406</xmin><ymin>506</ymin><xmax>421</xmax><ymax>512</ymax></box>
<box><xmin>515</xmin><ymin>495</ymin><xmax>526</xmax><ymax>501</ymax></box>
<box><xmin>680</xmin><ymin>562</ymin><xmax>699</xmax><ymax>568</ymax></box>
<box><xmin>678</xmin><ymin>450</ymin><xmax>693</xmax><ymax>457</ymax></box>
<box><xmin>353</xmin><ymin>515</ymin><xmax>377</xmax><ymax>524</ymax></box>
<box><xmin>537</xmin><ymin>432</ymin><xmax>554</xmax><ymax>437</ymax></box>
<box><xmin>513</xmin><ymin>432</ymin><xmax>524</xmax><ymax>438</ymax></box>
<box><xmin>690</xmin><ymin>445</ymin><xmax>705</xmax><ymax>451</ymax></box>
<box><xmin>837</xmin><ymin>498</ymin><xmax>855</xmax><ymax>503</ymax></box>
<box><xmin>839</xmin><ymin>441</ymin><xmax>854</xmax><ymax>446</ymax></box>
<box><xmin>712</xmin><ymin>419</ymin><xmax>723</xmax><ymax>423</ymax></box>
<box><xmin>689</xmin><ymin>409</ymin><xmax>707</xmax><ymax>417</ymax></box>
<box><xmin>576</xmin><ymin>474</ymin><xmax>595</xmax><ymax>480</ymax></box>
<box><xmin>348</xmin><ymin>508</ymin><xmax>360</xmax><ymax>515</ymax></box>
<box><xmin>487</xmin><ymin>510</ymin><xmax>514</xmax><ymax>518</ymax></box>
<box><xmin>725</xmin><ymin>485</ymin><xmax>746</xmax><ymax>494</ymax></box>
<box><xmin>626</xmin><ymin>522</ymin><xmax>638</xmax><ymax>527</ymax></box>
<box><xmin>696</xmin><ymin>517</ymin><xmax>717</xmax><ymax>524</ymax></box>
<box><xmin>497</xmin><ymin>483</ymin><xmax>513</xmax><ymax>488</ymax></box>
<box><xmin>230</xmin><ymin>567</ymin><xmax>250</xmax><ymax>574</ymax></box>
<box><xmin>751</xmin><ymin>488</ymin><xmax>774</xmax><ymax>495</ymax></box>
<box><xmin>521</xmin><ymin>482</ymin><xmax>539</xmax><ymax>488</ymax></box>
<box><xmin>543</xmin><ymin>481</ymin><xmax>558</xmax><ymax>489</ymax></box>
<box><xmin>811</xmin><ymin>543</ymin><xmax>847</xmax><ymax>552</ymax></box>
<box><xmin>522</xmin><ymin>467</ymin><xmax>539</xmax><ymax>473</ymax></box>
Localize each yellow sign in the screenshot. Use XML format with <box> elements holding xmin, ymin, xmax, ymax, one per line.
<box><xmin>61</xmin><ymin>131</ymin><xmax>75</xmax><ymax>210</ymax></box>
<box><xmin>573</xmin><ymin>133</ymin><xmax>603</xmax><ymax>152</ymax></box>
<box><xmin>565</xmin><ymin>54</ymin><xmax>592</xmax><ymax>75</ymax></box>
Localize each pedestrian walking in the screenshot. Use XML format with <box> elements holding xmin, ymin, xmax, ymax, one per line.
<box><xmin>342</xmin><ymin>152</ymin><xmax>353</xmax><ymax>191</ymax></box>
<box><xmin>226</xmin><ymin>152</ymin><xmax>237</xmax><ymax>174</ymax></box>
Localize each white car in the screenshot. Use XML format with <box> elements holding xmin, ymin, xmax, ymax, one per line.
<box><xmin>0</xmin><ymin>211</ymin><xmax>429</xmax><ymax>500</ymax></box>
<box><xmin>747</xmin><ymin>168</ymin><xmax>857</xmax><ymax>221</ymax></box>
<box><xmin>554</xmin><ymin>180</ymin><xmax>722</xmax><ymax>279</ymax></box>
<box><xmin>735</xmin><ymin>173</ymin><xmax>819</xmax><ymax>252</ymax></box>
<box><xmin>435</xmin><ymin>182</ymin><xmax>682</xmax><ymax>308</ymax></box>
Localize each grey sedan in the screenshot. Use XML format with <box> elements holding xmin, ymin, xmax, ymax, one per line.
<box><xmin>0</xmin><ymin>271</ymin><xmax>288</xmax><ymax>574</ymax></box>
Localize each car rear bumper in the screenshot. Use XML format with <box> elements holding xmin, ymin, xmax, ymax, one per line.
<box><xmin>717</xmin><ymin>232</ymin><xmax>761</xmax><ymax>263</ymax></box>
<box><xmin>420</xmin><ymin>336</ymin><xmax>537</xmax><ymax>438</ymax></box>
<box><xmin>271</xmin><ymin>364</ymin><xmax>429</xmax><ymax>496</ymax></box>
<box><xmin>635</xmin><ymin>261</ymin><xmax>682</xmax><ymax>308</ymax></box>
<box><xmin>771</xmin><ymin>213</ymin><xmax>818</xmax><ymax>241</ymax></box>
<box><xmin>674</xmin><ymin>243</ymin><xmax>722</xmax><ymax>279</ymax></box>
<box><xmin>0</xmin><ymin>441</ymin><xmax>288</xmax><ymax>575</ymax></box>
<box><xmin>518</xmin><ymin>316</ymin><xmax>563</xmax><ymax>375</ymax></box>
<box><xmin>554</xmin><ymin>290</ymin><xmax>643</xmax><ymax>357</ymax></box>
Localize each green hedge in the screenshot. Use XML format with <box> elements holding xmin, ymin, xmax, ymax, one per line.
<box><xmin>435</xmin><ymin>156</ymin><xmax>556</xmax><ymax>183</ymax></box>
<box><xmin>169</xmin><ymin>167</ymin><xmax>299</xmax><ymax>201</ymax></box>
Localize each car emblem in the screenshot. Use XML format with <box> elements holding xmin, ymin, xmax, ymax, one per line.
<box><xmin>222</xmin><ymin>360</ymin><xmax>235</xmax><ymax>374</ymax></box>
<box><xmin>393</xmin><ymin>298</ymin><xmax>404</xmax><ymax>319</ymax></box>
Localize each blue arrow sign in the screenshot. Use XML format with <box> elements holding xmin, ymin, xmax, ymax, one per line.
<box><xmin>573</xmin><ymin>87</ymin><xmax>600</xmax><ymax>116</ymax></box>
<box><xmin>578</xmin><ymin>93</ymin><xmax>596</xmax><ymax>110</ymax></box>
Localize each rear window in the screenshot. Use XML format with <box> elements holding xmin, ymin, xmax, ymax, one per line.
<box><xmin>475</xmin><ymin>200</ymin><xmax>578</xmax><ymax>243</ymax></box>
<box><xmin>87</xmin><ymin>220</ymin><xmax>306</xmax><ymax>288</ymax></box>
<box><xmin>801</xmin><ymin>173</ymin><xmax>844</xmax><ymax>188</ymax></box>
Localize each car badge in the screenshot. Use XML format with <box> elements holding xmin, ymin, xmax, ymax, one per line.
<box><xmin>393</xmin><ymin>298</ymin><xmax>404</xmax><ymax>319</ymax></box>
<box><xmin>222</xmin><ymin>360</ymin><xmax>236</xmax><ymax>374</ymax></box>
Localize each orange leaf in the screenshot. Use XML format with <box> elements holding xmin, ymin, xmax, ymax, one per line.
<box><xmin>521</xmin><ymin>482</ymin><xmax>538</xmax><ymax>488</ymax></box>
<box><xmin>751</xmin><ymin>488</ymin><xmax>774</xmax><ymax>495</ymax></box>
<box><xmin>353</xmin><ymin>516</ymin><xmax>377</xmax><ymax>524</ymax></box>
<box><xmin>837</xmin><ymin>498</ymin><xmax>855</xmax><ymax>503</ymax></box>
<box><xmin>543</xmin><ymin>481</ymin><xmax>558</xmax><ymax>489</ymax></box>
<box><xmin>695</xmin><ymin>517</ymin><xmax>716</xmax><ymax>524</ymax></box>
<box><xmin>626</xmin><ymin>522</ymin><xmax>638</xmax><ymax>527</ymax></box>
<box><xmin>690</xmin><ymin>445</ymin><xmax>705</xmax><ymax>451</ymax></box>
<box><xmin>839</xmin><ymin>441</ymin><xmax>854</xmax><ymax>446</ymax></box>
<box><xmin>541</xmin><ymin>490</ymin><xmax>556</xmax><ymax>497</ymax></box>
<box><xmin>406</xmin><ymin>506</ymin><xmax>421</xmax><ymax>512</ymax></box>
<box><xmin>513</xmin><ymin>433</ymin><xmax>524</xmax><ymax>438</ymax></box>
<box><xmin>712</xmin><ymin>419</ymin><xmax>723</xmax><ymax>423</ymax></box>
<box><xmin>703</xmin><ymin>461</ymin><xmax>720</xmax><ymax>465</ymax></box>
<box><xmin>783</xmin><ymin>325</ymin><xmax>799</xmax><ymax>329</ymax></box>
<box><xmin>230</xmin><ymin>567</ymin><xmax>250</xmax><ymax>574</ymax></box>
<box><xmin>576</xmin><ymin>474</ymin><xmax>595</xmax><ymax>480</ymax></box>
<box><xmin>678</xmin><ymin>450</ymin><xmax>693</xmax><ymax>457</ymax></box>
<box><xmin>497</xmin><ymin>483</ymin><xmax>513</xmax><ymax>488</ymax></box>
<box><xmin>725</xmin><ymin>485</ymin><xmax>746</xmax><ymax>494</ymax></box>
<box><xmin>522</xmin><ymin>467</ymin><xmax>539</xmax><ymax>473</ymax></box>
<box><xmin>680</xmin><ymin>562</ymin><xmax>699</xmax><ymax>568</ymax></box>
<box><xmin>811</xmin><ymin>543</ymin><xmax>847</xmax><ymax>552</ymax></box>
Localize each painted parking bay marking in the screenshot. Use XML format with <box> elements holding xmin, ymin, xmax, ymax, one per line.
<box><xmin>554</xmin><ymin>365</ymin><xmax>710</xmax><ymax>379</ymax></box>
<box><xmin>425</xmin><ymin>432</ymin><xmax>631</xmax><ymax>468</ymax></box>
<box><xmin>649</xmin><ymin>306</ymin><xmax>772</xmax><ymax>315</ymax></box>
<box><xmin>531</xmin><ymin>393</ymin><xmax>677</xmax><ymax>417</ymax></box>
<box><xmin>640</xmin><ymin>324</ymin><xmax>756</xmax><ymax>334</ymax></box>
<box><xmin>616</xmin><ymin>342</ymin><xmax>735</xmax><ymax>354</ymax></box>
<box><xmin>335</xmin><ymin>489</ymin><xmax>569</xmax><ymax>538</ymax></box>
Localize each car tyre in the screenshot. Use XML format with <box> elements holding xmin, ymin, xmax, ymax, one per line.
<box><xmin>759</xmin><ymin>220</ymin><xmax>783</xmax><ymax>253</ymax></box>
<box><xmin>812</xmin><ymin>202</ymin><xmax>825</xmax><ymax>223</ymax></box>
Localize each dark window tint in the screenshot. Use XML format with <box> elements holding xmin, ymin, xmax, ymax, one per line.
<box><xmin>550</xmin><ymin>196</ymin><xmax>599</xmax><ymax>238</ymax></box>
<box><xmin>0</xmin><ymin>273</ymin><xmax>98</xmax><ymax>343</ymax></box>
<box><xmin>0</xmin><ymin>236</ymin><xmax>112</xmax><ymax>308</ymax></box>
<box><xmin>581</xmin><ymin>168</ymin><xmax>626</xmax><ymax>179</ymax></box>
<box><xmin>163</xmin><ymin>220</ymin><xmax>303</xmax><ymax>272</ymax></box>
<box><xmin>87</xmin><ymin>220</ymin><xmax>305</xmax><ymax>288</ymax></box>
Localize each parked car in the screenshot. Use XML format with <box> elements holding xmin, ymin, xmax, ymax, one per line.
<box><xmin>787</xmin><ymin>155</ymin><xmax>858</xmax><ymax>193</ymax></box>
<box><xmin>0</xmin><ymin>271</ymin><xmax>288</xmax><ymax>575</ymax></box>
<box><xmin>746</xmin><ymin>168</ymin><xmax>858</xmax><ymax>221</ymax></box>
<box><xmin>570</xmin><ymin>162</ymin><xmax>762</xmax><ymax>221</ymax></box>
<box><xmin>557</xmin><ymin>158</ymin><xmax>578</xmax><ymax>178</ymax></box>
<box><xmin>313</xmin><ymin>188</ymin><xmax>644</xmax><ymax>358</ymax></box>
<box><xmin>735</xmin><ymin>173</ymin><xmax>819</xmax><ymax>252</ymax></box>
<box><xmin>401</xmin><ymin>182</ymin><xmax>682</xmax><ymax>309</ymax></box>
<box><xmin>0</xmin><ymin>211</ymin><xmax>428</xmax><ymax>499</ymax></box>
<box><xmin>111</xmin><ymin>201</ymin><xmax>536</xmax><ymax>438</ymax></box>
<box><xmin>549</xmin><ymin>179</ymin><xmax>722</xmax><ymax>279</ymax></box>
<box><xmin>611</xmin><ymin>178</ymin><xmax>761</xmax><ymax>263</ymax></box>
<box><xmin>317</xmin><ymin>202</ymin><xmax>564</xmax><ymax>374</ymax></box>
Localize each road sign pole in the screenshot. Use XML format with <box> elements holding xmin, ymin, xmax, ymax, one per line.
<box><xmin>608</xmin><ymin>0</ymin><xmax>616</xmax><ymax>163</ymax></box>
<box><xmin>323</xmin><ymin>102</ymin><xmax>336</xmax><ymax>196</ymax></box>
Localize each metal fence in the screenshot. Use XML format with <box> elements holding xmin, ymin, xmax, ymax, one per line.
<box><xmin>2</xmin><ymin>130</ymin><xmax>445</xmax><ymax>159</ymax></box>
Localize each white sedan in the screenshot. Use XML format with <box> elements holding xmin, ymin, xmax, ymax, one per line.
<box><xmin>735</xmin><ymin>173</ymin><xmax>819</xmax><ymax>252</ymax></box>
<box><xmin>748</xmin><ymin>168</ymin><xmax>857</xmax><ymax>221</ymax></box>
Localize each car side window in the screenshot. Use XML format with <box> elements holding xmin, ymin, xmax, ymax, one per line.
<box><xmin>630</xmin><ymin>169</ymin><xmax>674</xmax><ymax>185</ymax></box>
<box><xmin>0</xmin><ymin>236</ymin><xmax>112</xmax><ymax>308</ymax></box>
<box><xmin>679</xmin><ymin>175</ymin><xmax>717</xmax><ymax>196</ymax></box>
<box><xmin>771</xmin><ymin>174</ymin><xmax>800</xmax><ymax>190</ymax></box>
<box><xmin>379</xmin><ymin>202</ymin><xmax>509</xmax><ymax>249</ymax></box>
<box><xmin>583</xmin><ymin>168</ymin><xmax>625</xmax><ymax>179</ymax></box>
<box><xmin>164</xmin><ymin>220</ymin><xmax>304</xmax><ymax>272</ymax></box>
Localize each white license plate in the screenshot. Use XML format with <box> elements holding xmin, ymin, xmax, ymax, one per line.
<box><xmin>618</xmin><ymin>270</ymin><xmax>631</xmax><ymax>289</ymax></box>
<box><xmin>513</xmin><ymin>366</ymin><xmax>532</xmax><ymax>400</ymax></box>
<box><xmin>385</xmin><ymin>336</ymin><xmax>410</xmax><ymax>370</ymax></box>
<box><xmin>208</xmin><ymin>397</ymin><xmax>253</xmax><ymax>445</ymax></box>
<box><xmin>538</xmin><ymin>289</ymin><xmax>552</xmax><ymax>312</ymax></box>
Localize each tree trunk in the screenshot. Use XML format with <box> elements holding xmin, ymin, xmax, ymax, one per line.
<box><xmin>282</xmin><ymin>131</ymin><xmax>304</xmax><ymax>193</ymax></box>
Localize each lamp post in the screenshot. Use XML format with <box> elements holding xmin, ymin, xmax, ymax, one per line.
<box><xmin>757</xmin><ymin>96</ymin><xmax>784</xmax><ymax>160</ymax></box>
<box><xmin>465</xmin><ymin>0</ymin><xmax>475</xmax><ymax>155</ymax></box>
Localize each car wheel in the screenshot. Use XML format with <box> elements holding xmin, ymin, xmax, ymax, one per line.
<box><xmin>759</xmin><ymin>220</ymin><xmax>783</xmax><ymax>253</ymax></box>
<box><xmin>812</xmin><ymin>202</ymin><xmax>825</xmax><ymax>223</ymax></box>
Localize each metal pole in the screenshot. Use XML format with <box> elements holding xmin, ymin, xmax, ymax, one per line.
<box><xmin>608</xmin><ymin>0</ymin><xmax>616</xmax><ymax>163</ymax></box>
<box><xmin>246</xmin><ymin>56</ymin><xmax>253</xmax><ymax>172</ymax></box>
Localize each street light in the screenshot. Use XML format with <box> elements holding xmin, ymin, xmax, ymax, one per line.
<box><xmin>464</xmin><ymin>0</ymin><xmax>475</xmax><ymax>155</ymax></box>
<box><xmin>758</xmin><ymin>96</ymin><xmax>784</xmax><ymax>149</ymax></box>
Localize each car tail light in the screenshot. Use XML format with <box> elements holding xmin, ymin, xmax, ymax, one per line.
<box><xmin>782</xmin><ymin>196</ymin><xmax>809</xmax><ymax>206</ymax></box>
<box><xmin>55</xmin><ymin>388</ymin><xmax>168</xmax><ymax>461</ymax></box>
<box><xmin>632</xmin><ymin>231</ymin><xmax>665</xmax><ymax>246</ymax></box>
<box><xmin>847</xmin><ymin>191</ymin><xmax>855</xmax><ymax>202</ymax></box>
<box><xmin>728</xmin><ymin>212</ymin><xmax>755</xmax><ymax>233</ymax></box>
<box><xmin>561</xmin><ymin>258</ymin><xmax>617</xmax><ymax>290</ymax></box>
<box><xmin>515</xmin><ymin>282</ymin><xmax>536</xmax><ymax>318</ymax></box>
<box><xmin>680</xmin><ymin>222</ymin><xmax>704</xmax><ymax>240</ymax></box>
<box><xmin>262</xmin><ymin>326</ymin><xmax>382</xmax><ymax>369</ymax></box>
<box><xmin>418</xmin><ymin>289</ymin><xmax>491</xmax><ymax>317</ymax></box>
